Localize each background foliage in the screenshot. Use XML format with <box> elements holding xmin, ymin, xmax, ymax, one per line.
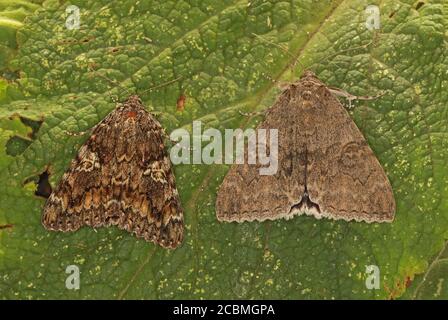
<box><xmin>0</xmin><ymin>0</ymin><xmax>447</xmax><ymax>299</ymax></box>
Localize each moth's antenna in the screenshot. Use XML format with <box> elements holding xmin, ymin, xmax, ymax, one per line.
<box><xmin>90</xmin><ymin>69</ymin><xmax>132</xmax><ymax>98</ymax></box>
<box><xmin>320</xmin><ymin>40</ymin><xmax>373</xmax><ymax>64</ymax></box>
<box><xmin>138</xmin><ymin>76</ymin><xmax>183</xmax><ymax>96</ymax></box>
<box><xmin>252</xmin><ymin>33</ymin><xmax>373</xmax><ymax>73</ymax></box>
<box><xmin>90</xmin><ymin>67</ymin><xmax>182</xmax><ymax>104</ymax></box>
<box><xmin>252</xmin><ymin>33</ymin><xmax>305</xmax><ymax>70</ymax></box>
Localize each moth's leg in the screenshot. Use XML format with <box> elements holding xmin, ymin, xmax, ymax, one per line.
<box><xmin>260</xmin><ymin>72</ymin><xmax>292</xmax><ymax>90</ymax></box>
<box><xmin>239</xmin><ymin>104</ymin><xmax>279</xmax><ymax>118</ymax></box>
<box><xmin>328</xmin><ymin>87</ymin><xmax>386</xmax><ymax>109</ymax></box>
<box><xmin>151</xmin><ymin>111</ymin><xmax>163</xmax><ymax>118</ymax></box>
<box><xmin>165</xmin><ymin>140</ymin><xmax>192</xmax><ymax>153</ymax></box>
<box><xmin>156</xmin><ymin>125</ymin><xmax>192</xmax><ymax>152</ymax></box>
<box><xmin>110</xmin><ymin>95</ymin><xmax>120</xmax><ymax>103</ymax></box>
<box><xmin>165</xmin><ymin>135</ymin><xmax>192</xmax><ymax>152</ymax></box>
<box><xmin>238</xmin><ymin>109</ymin><xmax>267</xmax><ymax>117</ymax></box>
<box><xmin>328</xmin><ymin>87</ymin><xmax>385</xmax><ymax>101</ymax></box>
<box><xmin>64</xmin><ymin>128</ymin><xmax>93</xmax><ymax>137</ymax></box>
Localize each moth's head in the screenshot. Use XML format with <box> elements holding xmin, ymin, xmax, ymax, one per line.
<box><xmin>301</xmin><ymin>70</ymin><xmax>316</xmax><ymax>79</ymax></box>
<box><xmin>295</xmin><ymin>70</ymin><xmax>320</xmax><ymax>107</ymax></box>
<box><xmin>120</xmin><ymin>95</ymin><xmax>145</xmax><ymax>119</ymax></box>
<box><xmin>126</xmin><ymin>95</ymin><xmax>143</xmax><ymax>105</ymax></box>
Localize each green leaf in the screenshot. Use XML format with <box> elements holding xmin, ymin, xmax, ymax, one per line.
<box><xmin>1</xmin><ymin>0</ymin><xmax>447</xmax><ymax>299</ymax></box>
<box><xmin>0</xmin><ymin>0</ymin><xmax>43</xmax><ymax>102</ymax></box>
<box><xmin>402</xmin><ymin>241</ymin><xmax>448</xmax><ymax>299</ymax></box>
<box><xmin>0</xmin><ymin>0</ymin><xmax>42</xmax><ymax>51</ymax></box>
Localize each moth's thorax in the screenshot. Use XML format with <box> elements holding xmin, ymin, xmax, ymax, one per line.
<box><xmin>125</xmin><ymin>110</ymin><xmax>138</xmax><ymax>119</ymax></box>
<box><xmin>289</xmin><ymin>81</ymin><xmax>321</xmax><ymax>109</ymax></box>
<box><xmin>285</xmin><ymin>71</ymin><xmax>323</xmax><ymax>102</ymax></box>
<box><xmin>117</xmin><ymin>105</ymin><xmax>143</xmax><ymax>122</ymax></box>
<box><xmin>300</xmin><ymin>89</ymin><xmax>313</xmax><ymax>100</ymax></box>
<box><xmin>301</xmin><ymin>70</ymin><xmax>316</xmax><ymax>78</ymax></box>
<box><xmin>118</xmin><ymin>96</ymin><xmax>148</xmax><ymax>121</ymax></box>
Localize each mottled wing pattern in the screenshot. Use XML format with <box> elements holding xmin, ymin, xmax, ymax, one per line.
<box><xmin>216</xmin><ymin>71</ymin><xmax>395</xmax><ymax>223</ymax></box>
<box><xmin>42</xmin><ymin>95</ymin><xmax>184</xmax><ymax>248</ymax></box>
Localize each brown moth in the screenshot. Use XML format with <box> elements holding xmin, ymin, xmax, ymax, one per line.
<box><xmin>42</xmin><ymin>95</ymin><xmax>184</xmax><ymax>249</ymax></box>
<box><xmin>216</xmin><ymin>71</ymin><xmax>395</xmax><ymax>223</ymax></box>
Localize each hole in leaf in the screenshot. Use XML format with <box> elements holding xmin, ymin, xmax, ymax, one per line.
<box><xmin>19</xmin><ymin>116</ymin><xmax>42</xmax><ymax>139</ymax></box>
<box><xmin>415</xmin><ymin>1</ymin><xmax>424</xmax><ymax>10</ymax></box>
<box><xmin>24</xmin><ymin>169</ymin><xmax>53</xmax><ymax>198</ymax></box>
<box><xmin>35</xmin><ymin>170</ymin><xmax>52</xmax><ymax>198</ymax></box>
<box><xmin>4</xmin><ymin>116</ymin><xmax>42</xmax><ymax>156</ymax></box>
